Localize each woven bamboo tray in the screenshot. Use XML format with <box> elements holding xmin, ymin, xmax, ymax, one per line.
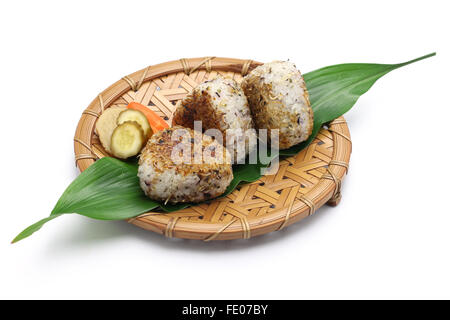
<box><xmin>74</xmin><ymin>57</ymin><xmax>352</xmax><ymax>241</ymax></box>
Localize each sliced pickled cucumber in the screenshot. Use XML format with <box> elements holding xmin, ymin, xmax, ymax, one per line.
<box><xmin>110</xmin><ymin>121</ymin><xmax>145</xmax><ymax>159</ymax></box>
<box><xmin>117</xmin><ymin>109</ymin><xmax>152</xmax><ymax>138</ymax></box>
<box><xmin>95</xmin><ymin>106</ymin><xmax>126</xmax><ymax>152</ymax></box>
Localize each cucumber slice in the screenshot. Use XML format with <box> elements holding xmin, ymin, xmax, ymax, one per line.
<box><xmin>110</xmin><ymin>121</ymin><xmax>145</xmax><ymax>159</ymax></box>
<box><xmin>117</xmin><ymin>109</ymin><xmax>152</xmax><ymax>138</ymax></box>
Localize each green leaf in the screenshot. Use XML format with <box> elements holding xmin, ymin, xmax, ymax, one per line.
<box><xmin>280</xmin><ymin>53</ymin><xmax>436</xmax><ymax>155</ymax></box>
<box><xmin>51</xmin><ymin>157</ymin><xmax>160</xmax><ymax>219</ymax></box>
<box><xmin>12</xmin><ymin>214</ymin><xmax>63</xmax><ymax>244</ymax></box>
<box><xmin>13</xmin><ymin>158</ymin><xmax>161</xmax><ymax>243</ymax></box>
<box><xmin>225</xmin><ymin>157</ymin><xmax>270</xmax><ymax>194</ymax></box>
<box><xmin>13</xmin><ymin>53</ymin><xmax>435</xmax><ymax>243</ymax></box>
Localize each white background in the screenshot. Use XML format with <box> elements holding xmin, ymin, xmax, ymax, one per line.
<box><xmin>1</xmin><ymin>0</ymin><xmax>448</xmax><ymax>300</ymax></box>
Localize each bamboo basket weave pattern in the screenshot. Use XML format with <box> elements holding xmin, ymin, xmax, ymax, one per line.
<box><xmin>74</xmin><ymin>57</ymin><xmax>352</xmax><ymax>241</ymax></box>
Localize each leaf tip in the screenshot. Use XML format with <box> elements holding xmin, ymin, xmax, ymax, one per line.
<box><xmin>400</xmin><ymin>52</ymin><xmax>437</xmax><ymax>67</ymax></box>
<box><xmin>11</xmin><ymin>235</ymin><xmax>20</xmax><ymax>244</ymax></box>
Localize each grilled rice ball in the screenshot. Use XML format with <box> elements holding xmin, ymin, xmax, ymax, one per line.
<box><xmin>172</xmin><ymin>77</ymin><xmax>257</xmax><ymax>164</ymax></box>
<box><xmin>241</xmin><ymin>61</ymin><xmax>314</xmax><ymax>149</ymax></box>
<box><xmin>138</xmin><ymin>126</ymin><xmax>233</xmax><ymax>204</ymax></box>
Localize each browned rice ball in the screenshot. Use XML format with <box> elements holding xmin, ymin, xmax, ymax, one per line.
<box><xmin>138</xmin><ymin>126</ymin><xmax>233</xmax><ymax>204</ymax></box>
<box><xmin>241</xmin><ymin>61</ymin><xmax>314</xmax><ymax>149</ymax></box>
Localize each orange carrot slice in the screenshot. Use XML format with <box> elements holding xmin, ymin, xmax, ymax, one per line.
<box><xmin>127</xmin><ymin>102</ymin><xmax>169</xmax><ymax>133</ymax></box>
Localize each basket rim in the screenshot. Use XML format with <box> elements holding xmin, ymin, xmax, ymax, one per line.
<box><xmin>74</xmin><ymin>57</ymin><xmax>352</xmax><ymax>240</ymax></box>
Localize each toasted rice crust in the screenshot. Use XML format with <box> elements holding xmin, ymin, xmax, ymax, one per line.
<box><xmin>242</xmin><ymin>61</ymin><xmax>314</xmax><ymax>149</ymax></box>
<box><xmin>172</xmin><ymin>77</ymin><xmax>257</xmax><ymax>163</ymax></box>
<box><xmin>138</xmin><ymin>126</ymin><xmax>233</xmax><ymax>204</ymax></box>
